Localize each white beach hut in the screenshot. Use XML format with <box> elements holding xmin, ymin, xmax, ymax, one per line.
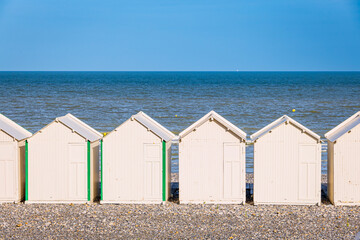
<box><xmin>26</xmin><ymin>113</ymin><xmax>102</xmax><ymax>203</ymax></box>
<box><xmin>325</xmin><ymin>111</ymin><xmax>360</xmax><ymax>206</ymax></box>
<box><xmin>251</xmin><ymin>115</ymin><xmax>322</xmax><ymax>205</ymax></box>
<box><xmin>0</xmin><ymin>114</ymin><xmax>32</xmax><ymax>203</ymax></box>
<box><xmin>178</xmin><ymin>111</ymin><xmax>247</xmax><ymax>204</ymax></box>
<box><xmin>101</xmin><ymin>111</ymin><xmax>175</xmax><ymax>204</ymax></box>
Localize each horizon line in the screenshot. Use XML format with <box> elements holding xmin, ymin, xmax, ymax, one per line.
<box><xmin>1</xmin><ymin>70</ymin><xmax>360</xmax><ymax>73</ymax></box>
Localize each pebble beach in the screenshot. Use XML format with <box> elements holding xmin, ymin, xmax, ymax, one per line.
<box><xmin>1</xmin><ymin>174</ymin><xmax>359</xmax><ymax>239</ymax></box>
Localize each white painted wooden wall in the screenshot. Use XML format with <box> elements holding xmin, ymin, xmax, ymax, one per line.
<box><xmin>27</xmin><ymin>122</ymin><xmax>89</xmax><ymax>203</ymax></box>
<box><xmin>328</xmin><ymin>123</ymin><xmax>360</xmax><ymax>205</ymax></box>
<box><xmin>102</xmin><ymin>119</ymin><xmax>170</xmax><ymax>204</ymax></box>
<box><xmin>0</xmin><ymin>130</ymin><xmax>18</xmax><ymax>202</ymax></box>
<box><xmin>179</xmin><ymin>119</ymin><xmax>246</xmax><ymax>204</ymax></box>
<box><xmin>254</xmin><ymin>122</ymin><xmax>321</xmax><ymax>205</ymax></box>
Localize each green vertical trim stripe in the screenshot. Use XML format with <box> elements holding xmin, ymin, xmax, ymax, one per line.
<box><xmin>25</xmin><ymin>140</ymin><xmax>28</xmax><ymax>201</ymax></box>
<box><xmin>162</xmin><ymin>140</ymin><xmax>166</xmax><ymax>202</ymax></box>
<box><xmin>100</xmin><ymin>139</ymin><xmax>103</xmax><ymax>201</ymax></box>
<box><xmin>87</xmin><ymin>140</ymin><xmax>90</xmax><ymax>202</ymax></box>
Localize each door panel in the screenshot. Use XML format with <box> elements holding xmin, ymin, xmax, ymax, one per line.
<box><xmin>0</xmin><ymin>142</ymin><xmax>16</xmax><ymax>199</ymax></box>
<box><xmin>299</xmin><ymin>145</ymin><xmax>317</xmax><ymax>200</ymax></box>
<box><xmin>343</xmin><ymin>141</ymin><xmax>360</xmax><ymax>202</ymax></box>
<box><xmin>68</xmin><ymin>144</ymin><xmax>86</xmax><ymax>200</ymax></box>
<box><xmin>223</xmin><ymin>143</ymin><xmax>241</xmax><ymax>199</ymax></box>
<box><xmin>144</xmin><ymin>143</ymin><xmax>161</xmax><ymax>199</ymax></box>
<box><xmin>187</xmin><ymin>140</ymin><xmax>207</xmax><ymax>201</ymax></box>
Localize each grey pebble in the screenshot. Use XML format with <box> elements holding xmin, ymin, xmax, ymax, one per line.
<box><xmin>0</xmin><ymin>174</ymin><xmax>358</xmax><ymax>239</ymax></box>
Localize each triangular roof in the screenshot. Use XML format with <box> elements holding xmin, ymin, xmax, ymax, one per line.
<box><xmin>57</xmin><ymin>114</ymin><xmax>102</xmax><ymax>142</ymax></box>
<box><xmin>325</xmin><ymin>111</ymin><xmax>360</xmax><ymax>142</ymax></box>
<box><xmin>30</xmin><ymin>113</ymin><xmax>102</xmax><ymax>142</ymax></box>
<box><xmin>250</xmin><ymin>115</ymin><xmax>321</xmax><ymax>142</ymax></box>
<box><xmin>179</xmin><ymin>111</ymin><xmax>247</xmax><ymax>140</ymax></box>
<box><xmin>0</xmin><ymin>113</ymin><xmax>32</xmax><ymax>141</ymax></box>
<box><xmin>104</xmin><ymin>111</ymin><xmax>175</xmax><ymax>142</ymax></box>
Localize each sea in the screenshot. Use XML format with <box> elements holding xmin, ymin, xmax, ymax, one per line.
<box><xmin>1</xmin><ymin>71</ymin><xmax>360</xmax><ymax>174</ymax></box>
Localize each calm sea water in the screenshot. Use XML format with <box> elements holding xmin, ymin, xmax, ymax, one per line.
<box><xmin>1</xmin><ymin>71</ymin><xmax>360</xmax><ymax>174</ymax></box>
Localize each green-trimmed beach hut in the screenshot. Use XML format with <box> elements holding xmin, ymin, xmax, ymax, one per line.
<box><xmin>100</xmin><ymin>111</ymin><xmax>175</xmax><ymax>204</ymax></box>
<box><xmin>25</xmin><ymin>113</ymin><xmax>102</xmax><ymax>204</ymax></box>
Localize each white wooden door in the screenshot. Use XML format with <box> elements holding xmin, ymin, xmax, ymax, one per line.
<box><xmin>342</xmin><ymin>141</ymin><xmax>360</xmax><ymax>202</ymax></box>
<box><xmin>68</xmin><ymin>143</ymin><xmax>87</xmax><ymax>200</ymax></box>
<box><xmin>223</xmin><ymin>143</ymin><xmax>242</xmax><ymax>199</ymax></box>
<box><xmin>0</xmin><ymin>142</ymin><xmax>16</xmax><ymax>199</ymax></box>
<box><xmin>190</xmin><ymin>140</ymin><xmax>208</xmax><ymax>201</ymax></box>
<box><xmin>144</xmin><ymin>143</ymin><xmax>161</xmax><ymax>200</ymax></box>
<box><xmin>299</xmin><ymin>144</ymin><xmax>317</xmax><ymax>200</ymax></box>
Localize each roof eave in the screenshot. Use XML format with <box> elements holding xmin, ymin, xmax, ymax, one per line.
<box><xmin>104</xmin><ymin>112</ymin><xmax>175</xmax><ymax>142</ymax></box>
<box><xmin>61</xmin><ymin>114</ymin><xmax>102</xmax><ymax>140</ymax></box>
<box><xmin>133</xmin><ymin>112</ymin><xmax>175</xmax><ymax>142</ymax></box>
<box><xmin>251</xmin><ymin>115</ymin><xmax>321</xmax><ymax>142</ymax></box>
<box><xmin>0</xmin><ymin>114</ymin><xmax>32</xmax><ymax>141</ymax></box>
<box><xmin>250</xmin><ymin>116</ymin><xmax>287</xmax><ymax>141</ymax></box>
<box><xmin>179</xmin><ymin>111</ymin><xmax>246</xmax><ymax>140</ymax></box>
<box><xmin>325</xmin><ymin>111</ymin><xmax>360</xmax><ymax>141</ymax></box>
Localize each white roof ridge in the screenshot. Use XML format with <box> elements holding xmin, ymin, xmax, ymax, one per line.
<box><xmin>132</xmin><ymin>111</ymin><xmax>175</xmax><ymax>142</ymax></box>
<box><xmin>325</xmin><ymin>111</ymin><xmax>360</xmax><ymax>142</ymax></box>
<box><xmin>58</xmin><ymin>113</ymin><xmax>102</xmax><ymax>141</ymax></box>
<box><xmin>179</xmin><ymin>111</ymin><xmax>247</xmax><ymax>140</ymax></box>
<box><xmin>0</xmin><ymin>113</ymin><xmax>32</xmax><ymax>140</ymax></box>
<box><xmin>135</xmin><ymin>111</ymin><xmax>175</xmax><ymax>135</ymax></box>
<box><xmin>250</xmin><ymin>115</ymin><xmax>321</xmax><ymax>141</ymax></box>
<box><xmin>61</xmin><ymin>113</ymin><xmax>102</xmax><ymax>138</ymax></box>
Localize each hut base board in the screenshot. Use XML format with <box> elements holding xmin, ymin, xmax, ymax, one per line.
<box><xmin>100</xmin><ymin>200</ymin><xmax>163</xmax><ymax>204</ymax></box>
<box><xmin>254</xmin><ymin>201</ymin><xmax>321</xmax><ymax>206</ymax></box>
<box><xmin>179</xmin><ymin>200</ymin><xmax>245</xmax><ymax>205</ymax></box>
<box><xmin>0</xmin><ymin>199</ymin><xmax>23</xmax><ymax>204</ymax></box>
<box><xmin>25</xmin><ymin>200</ymin><xmax>90</xmax><ymax>204</ymax></box>
<box><xmin>332</xmin><ymin>201</ymin><xmax>360</xmax><ymax>206</ymax></box>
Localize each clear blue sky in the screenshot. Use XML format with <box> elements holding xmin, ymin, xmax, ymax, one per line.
<box><xmin>0</xmin><ymin>0</ymin><xmax>359</xmax><ymax>71</ymax></box>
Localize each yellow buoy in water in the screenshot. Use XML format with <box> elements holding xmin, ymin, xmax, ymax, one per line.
<box><xmin>292</xmin><ymin>109</ymin><xmax>296</xmax><ymax>112</ymax></box>
<box><xmin>175</xmin><ymin>115</ymin><xmax>178</xmax><ymax>117</ymax></box>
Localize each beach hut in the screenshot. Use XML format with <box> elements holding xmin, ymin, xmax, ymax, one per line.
<box><xmin>178</xmin><ymin>111</ymin><xmax>247</xmax><ymax>204</ymax></box>
<box><xmin>251</xmin><ymin>115</ymin><xmax>322</xmax><ymax>205</ymax></box>
<box><xmin>101</xmin><ymin>111</ymin><xmax>175</xmax><ymax>204</ymax></box>
<box><xmin>0</xmin><ymin>114</ymin><xmax>32</xmax><ymax>203</ymax></box>
<box><xmin>325</xmin><ymin>111</ymin><xmax>360</xmax><ymax>206</ymax></box>
<box><xmin>26</xmin><ymin>113</ymin><xmax>102</xmax><ymax>203</ymax></box>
